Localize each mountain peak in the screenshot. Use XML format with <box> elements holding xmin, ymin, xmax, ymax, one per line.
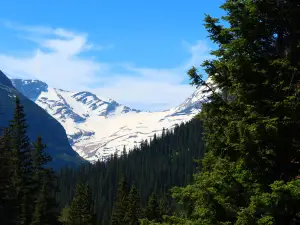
<box><xmin>11</xmin><ymin>77</ymin><xmax>205</xmax><ymax>161</ymax></box>
<box><xmin>12</xmin><ymin>79</ymin><xmax>48</xmax><ymax>101</ymax></box>
<box><xmin>0</xmin><ymin>72</ymin><xmax>83</xmax><ymax>168</ymax></box>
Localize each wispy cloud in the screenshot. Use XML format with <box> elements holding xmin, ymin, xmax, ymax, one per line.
<box><xmin>0</xmin><ymin>22</ymin><xmax>211</xmax><ymax>111</ymax></box>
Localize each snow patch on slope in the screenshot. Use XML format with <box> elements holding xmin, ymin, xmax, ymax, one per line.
<box><xmin>12</xmin><ymin>79</ymin><xmax>209</xmax><ymax>162</ymax></box>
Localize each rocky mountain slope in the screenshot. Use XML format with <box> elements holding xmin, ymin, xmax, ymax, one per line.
<box><xmin>0</xmin><ymin>71</ymin><xmax>83</xmax><ymax>169</ymax></box>
<box><xmin>12</xmin><ymin>78</ymin><xmax>207</xmax><ymax>162</ymax></box>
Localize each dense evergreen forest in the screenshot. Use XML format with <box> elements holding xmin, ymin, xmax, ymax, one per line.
<box><xmin>1</xmin><ymin>0</ymin><xmax>300</xmax><ymax>224</ymax></box>
<box><xmin>0</xmin><ymin>98</ymin><xmax>59</xmax><ymax>224</ymax></box>
<box><xmin>0</xmin><ymin>97</ymin><xmax>204</xmax><ymax>225</ymax></box>
<box><xmin>57</xmin><ymin>118</ymin><xmax>204</xmax><ymax>224</ymax></box>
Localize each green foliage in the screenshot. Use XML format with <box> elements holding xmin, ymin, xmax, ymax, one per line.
<box><xmin>236</xmin><ymin>179</ymin><xmax>300</xmax><ymax>225</ymax></box>
<box><xmin>0</xmin><ymin>128</ymin><xmax>13</xmax><ymax>223</ymax></box>
<box><xmin>127</xmin><ymin>185</ymin><xmax>142</xmax><ymax>225</ymax></box>
<box><xmin>111</xmin><ymin>177</ymin><xmax>130</xmax><ymax>225</ymax></box>
<box><xmin>9</xmin><ymin>97</ymin><xmax>34</xmax><ymax>224</ymax></box>
<box><xmin>146</xmin><ymin>193</ymin><xmax>161</xmax><ymax>222</ymax></box>
<box><xmin>30</xmin><ymin>137</ymin><xmax>59</xmax><ymax>225</ymax></box>
<box><xmin>32</xmin><ymin>136</ymin><xmax>52</xmax><ymax>170</ymax></box>
<box><xmin>30</xmin><ymin>181</ymin><xmax>50</xmax><ymax>225</ymax></box>
<box><xmin>57</xmin><ymin>118</ymin><xmax>204</xmax><ymax>224</ymax></box>
<box><xmin>68</xmin><ymin>183</ymin><xmax>95</xmax><ymax>225</ymax></box>
<box><xmin>154</xmin><ymin>0</ymin><xmax>300</xmax><ymax>224</ymax></box>
<box><xmin>59</xmin><ymin>205</ymin><xmax>71</xmax><ymax>225</ymax></box>
<box><xmin>0</xmin><ymin>97</ymin><xmax>60</xmax><ymax>224</ymax></box>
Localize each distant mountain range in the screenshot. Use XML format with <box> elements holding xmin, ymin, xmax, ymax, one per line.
<box><xmin>0</xmin><ymin>71</ymin><xmax>83</xmax><ymax>169</ymax></box>
<box><xmin>12</xmin><ymin>77</ymin><xmax>209</xmax><ymax>162</ymax></box>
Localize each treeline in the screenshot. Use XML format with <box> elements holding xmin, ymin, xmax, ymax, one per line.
<box><xmin>0</xmin><ymin>98</ymin><xmax>59</xmax><ymax>224</ymax></box>
<box><xmin>0</xmin><ymin>94</ymin><xmax>205</xmax><ymax>225</ymax></box>
<box><xmin>59</xmin><ymin>176</ymin><xmax>167</xmax><ymax>225</ymax></box>
<box><xmin>57</xmin><ymin>117</ymin><xmax>205</xmax><ymax>224</ymax></box>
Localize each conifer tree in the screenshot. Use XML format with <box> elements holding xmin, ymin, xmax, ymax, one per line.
<box><xmin>111</xmin><ymin>177</ymin><xmax>130</xmax><ymax>225</ymax></box>
<box><xmin>0</xmin><ymin>97</ymin><xmax>60</xmax><ymax>225</ymax></box>
<box><xmin>9</xmin><ymin>97</ymin><xmax>34</xmax><ymax>224</ymax></box>
<box><xmin>30</xmin><ymin>137</ymin><xmax>59</xmax><ymax>225</ymax></box>
<box><xmin>81</xmin><ymin>184</ymin><xmax>95</xmax><ymax>225</ymax></box>
<box><xmin>30</xmin><ymin>181</ymin><xmax>49</xmax><ymax>225</ymax></box>
<box><xmin>146</xmin><ymin>193</ymin><xmax>160</xmax><ymax>222</ymax></box>
<box><xmin>158</xmin><ymin>198</ymin><xmax>167</xmax><ymax>219</ymax></box>
<box><xmin>121</xmin><ymin>146</ymin><xmax>127</xmax><ymax>158</ymax></box>
<box><xmin>69</xmin><ymin>183</ymin><xmax>95</xmax><ymax>225</ymax></box>
<box><xmin>152</xmin><ymin>0</ymin><xmax>300</xmax><ymax>224</ymax></box>
<box><xmin>31</xmin><ymin>136</ymin><xmax>51</xmax><ymax>181</ymax></box>
<box><xmin>57</xmin><ymin>118</ymin><xmax>204</xmax><ymax>224</ymax></box>
<box><xmin>69</xmin><ymin>183</ymin><xmax>84</xmax><ymax>225</ymax></box>
<box><xmin>127</xmin><ymin>185</ymin><xmax>141</xmax><ymax>225</ymax></box>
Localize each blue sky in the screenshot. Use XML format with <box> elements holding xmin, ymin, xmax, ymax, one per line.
<box><xmin>0</xmin><ymin>0</ymin><xmax>225</xmax><ymax>111</ymax></box>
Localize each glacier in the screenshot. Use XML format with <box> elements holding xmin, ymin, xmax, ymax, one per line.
<box><xmin>12</xmin><ymin>79</ymin><xmax>209</xmax><ymax>162</ymax></box>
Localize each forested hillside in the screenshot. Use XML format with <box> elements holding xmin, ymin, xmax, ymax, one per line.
<box><xmin>57</xmin><ymin>118</ymin><xmax>204</xmax><ymax>224</ymax></box>
<box><xmin>2</xmin><ymin>0</ymin><xmax>300</xmax><ymax>224</ymax></box>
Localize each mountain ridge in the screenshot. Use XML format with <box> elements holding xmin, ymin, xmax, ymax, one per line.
<box><xmin>12</xmin><ymin>77</ymin><xmax>207</xmax><ymax>162</ymax></box>
<box><xmin>0</xmin><ymin>72</ymin><xmax>84</xmax><ymax>169</ymax></box>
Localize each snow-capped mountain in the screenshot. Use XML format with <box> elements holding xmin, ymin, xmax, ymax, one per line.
<box><xmin>0</xmin><ymin>72</ymin><xmax>82</xmax><ymax>169</ymax></box>
<box><xmin>12</xmin><ymin>79</ymin><xmax>207</xmax><ymax>162</ymax></box>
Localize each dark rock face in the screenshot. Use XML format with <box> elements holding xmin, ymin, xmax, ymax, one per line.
<box><xmin>0</xmin><ymin>71</ymin><xmax>84</xmax><ymax>169</ymax></box>
<box><xmin>11</xmin><ymin>79</ymin><xmax>49</xmax><ymax>101</ymax></box>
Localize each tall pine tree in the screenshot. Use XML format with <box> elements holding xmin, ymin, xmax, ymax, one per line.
<box><xmin>9</xmin><ymin>97</ymin><xmax>34</xmax><ymax>224</ymax></box>
<box><xmin>30</xmin><ymin>136</ymin><xmax>59</xmax><ymax>225</ymax></box>
<box><xmin>111</xmin><ymin>176</ymin><xmax>130</xmax><ymax>225</ymax></box>
<box><xmin>0</xmin><ymin>98</ymin><xmax>60</xmax><ymax>224</ymax></box>
<box><xmin>69</xmin><ymin>182</ymin><xmax>95</xmax><ymax>225</ymax></box>
<box><xmin>152</xmin><ymin>0</ymin><xmax>300</xmax><ymax>224</ymax></box>
<box><xmin>127</xmin><ymin>185</ymin><xmax>142</xmax><ymax>225</ymax></box>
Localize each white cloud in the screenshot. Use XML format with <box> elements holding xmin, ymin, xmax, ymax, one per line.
<box><xmin>182</xmin><ymin>40</ymin><xmax>212</xmax><ymax>69</ymax></box>
<box><xmin>0</xmin><ymin>23</ymin><xmax>211</xmax><ymax>111</ymax></box>
<box><xmin>93</xmin><ymin>79</ymin><xmax>194</xmax><ymax>111</ymax></box>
